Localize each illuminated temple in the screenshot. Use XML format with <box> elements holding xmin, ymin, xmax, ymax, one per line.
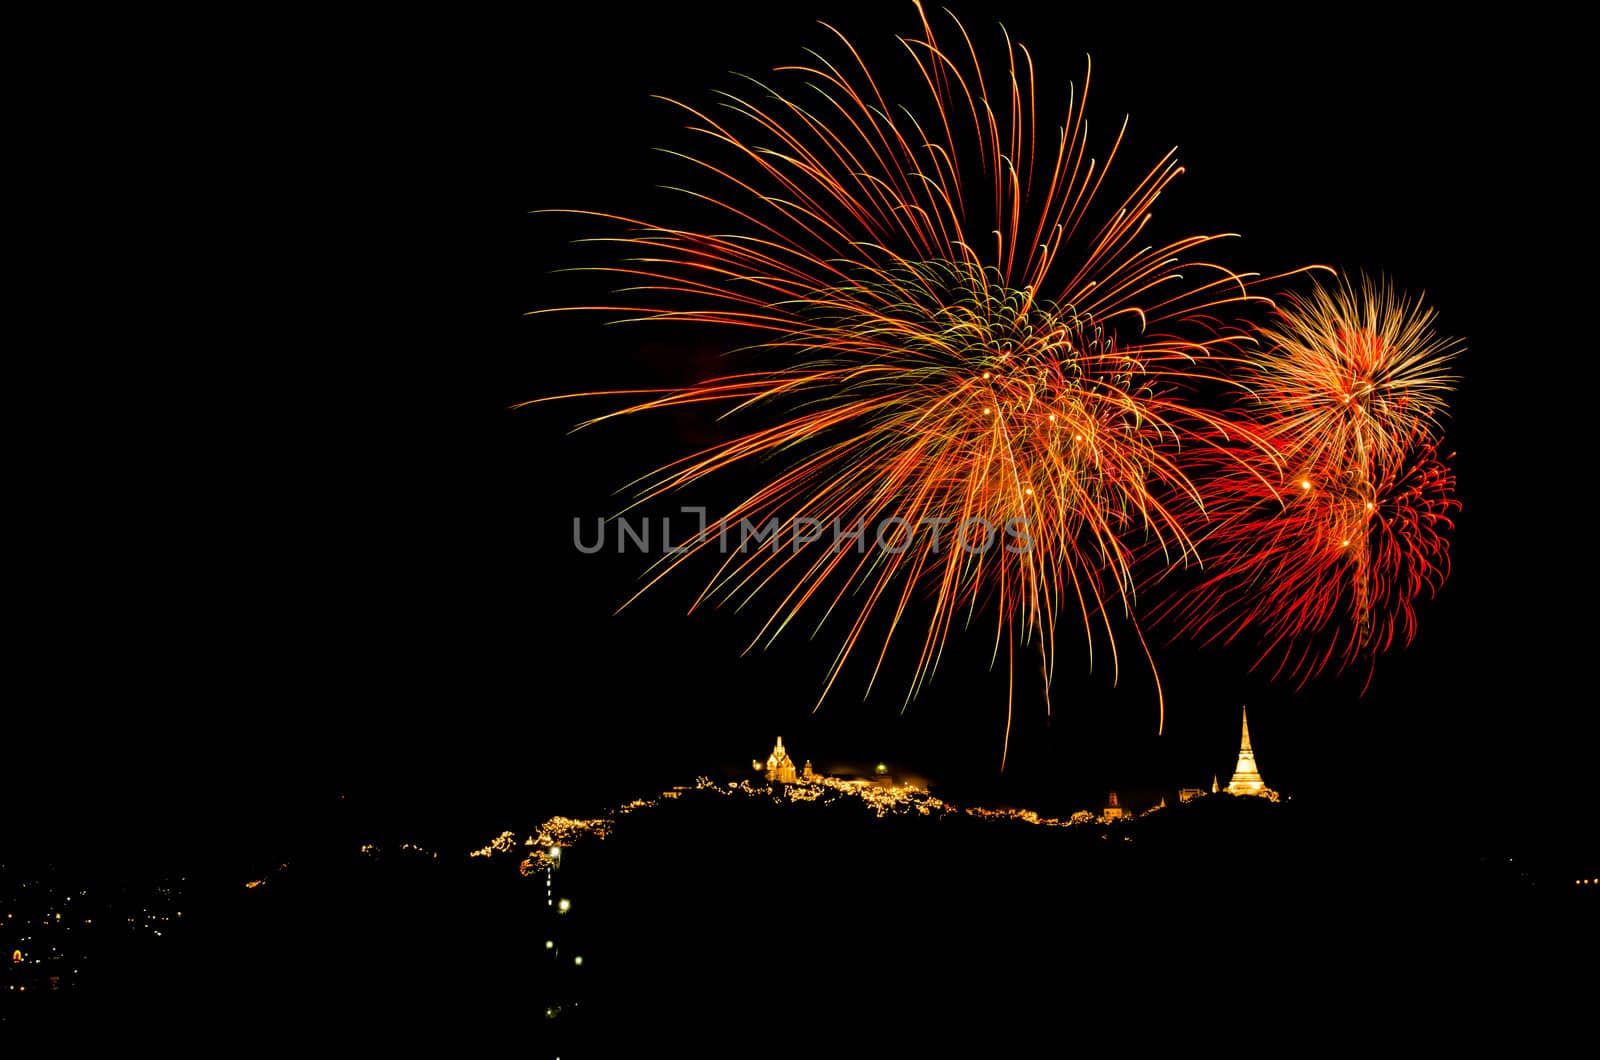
<box><xmin>1224</xmin><ymin>708</ymin><xmax>1278</xmax><ymax>800</ymax></box>
<box><xmin>755</xmin><ymin>737</ymin><xmax>818</xmax><ymax>784</ymax></box>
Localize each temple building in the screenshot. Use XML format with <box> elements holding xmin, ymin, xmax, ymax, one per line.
<box><xmin>1102</xmin><ymin>791</ymin><xmax>1128</xmax><ymax>819</ymax></box>
<box><xmin>1224</xmin><ymin>708</ymin><xmax>1279</xmax><ymax>800</ymax></box>
<box><xmin>762</xmin><ymin>737</ymin><xmax>798</xmax><ymax>783</ymax></box>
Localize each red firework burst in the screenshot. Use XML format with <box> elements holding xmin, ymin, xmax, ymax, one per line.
<box><xmin>1156</xmin><ymin>274</ymin><xmax>1462</xmax><ymax>687</ymax></box>
<box><xmin>1161</xmin><ymin>435</ymin><xmax>1458</xmax><ymax>688</ymax></box>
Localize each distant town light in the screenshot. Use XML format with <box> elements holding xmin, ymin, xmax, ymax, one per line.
<box><xmin>557</xmin><ymin>898</ymin><xmax>571</xmax><ymax>913</ymax></box>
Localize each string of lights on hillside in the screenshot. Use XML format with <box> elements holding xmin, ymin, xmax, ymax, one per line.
<box><xmin>470</xmin><ymin>773</ymin><xmax>1153</xmax><ymax>870</ymax></box>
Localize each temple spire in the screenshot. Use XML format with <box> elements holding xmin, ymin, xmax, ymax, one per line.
<box><xmin>1225</xmin><ymin>706</ymin><xmax>1270</xmax><ymax>797</ymax></box>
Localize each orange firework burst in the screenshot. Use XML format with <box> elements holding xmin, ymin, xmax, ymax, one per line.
<box><xmin>1249</xmin><ymin>274</ymin><xmax>1459</xmax><ymax>473</ymax></box>
<box><xmin>528</xmin><ymin>4</ymin><xmax>1299</xmax><ymax>757</ymax></box>
<box><xmin>1158</xmin><ymin>274</ymin><xmax>1461</xmax><ymax>687</ymax></box>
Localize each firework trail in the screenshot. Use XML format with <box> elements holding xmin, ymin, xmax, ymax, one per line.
<box><xmin>1157</xmin><ymin>274</ymin><xmax>1461</xmax><ymax>688</ymax></box>
<box><xmin>527</xmin><ymin>4</ymin><xmax>1306</xmax><ymax>757</ymax></box>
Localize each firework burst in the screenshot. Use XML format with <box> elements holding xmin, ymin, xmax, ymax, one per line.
<box><xmin>1158</xmin><ymin>274</ymin><xmax>1461</xmax><ymax>687</ymax></box>
<box><xmin>1249</xmin><ymin>274</ymin><xmax>1459</xmax><ymax>473</ymax></box>
<box><xmin>528</xmin><ymin>4</ymin><xmax>1304</xmax><ymax>756</ymax></box>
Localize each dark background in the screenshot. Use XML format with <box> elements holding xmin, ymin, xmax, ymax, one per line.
<box><xmin>15</xmin><ymin>5</ymin><xmax>1591</xmax><ymax>875</ymax></box>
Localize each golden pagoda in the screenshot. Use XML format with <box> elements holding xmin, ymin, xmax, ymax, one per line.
<box><xmin>1225</xmin><ymin>707</ymin><xmax>1278</xmax><ymax>799</ymax></box>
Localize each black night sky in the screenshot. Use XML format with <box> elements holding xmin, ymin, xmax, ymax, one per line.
<box><xmin>13</xmin><ymin>4</ymin><xmax>1593</xmax><ymax>905</ymax></box>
